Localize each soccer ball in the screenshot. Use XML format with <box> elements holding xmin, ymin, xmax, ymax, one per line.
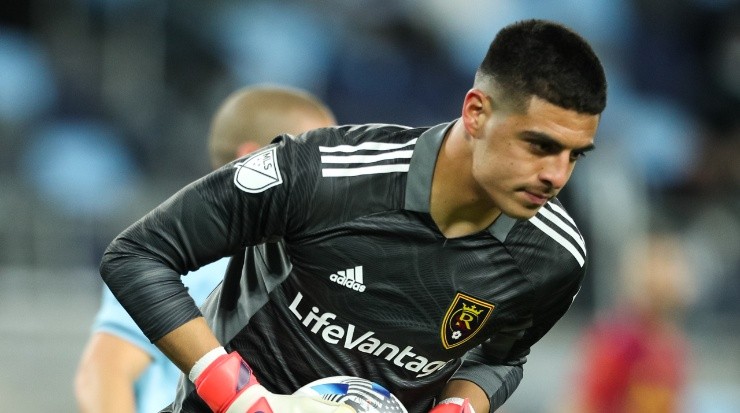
<box><xmin>294</xmin><ymin>375</ymin><xmax>408</xmax><ymax>413</ymax></box>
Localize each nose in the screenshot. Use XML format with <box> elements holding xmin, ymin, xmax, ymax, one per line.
<box><xmin>539</xmin><ymin>153</ymin><xmax>573</xmax><ymax>189</ymax></box>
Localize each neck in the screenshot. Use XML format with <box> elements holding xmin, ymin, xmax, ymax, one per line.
<box><xmin>430</xmin><ymin>123</ymin><xmax>501</xmax><ymax>238</ymax></box>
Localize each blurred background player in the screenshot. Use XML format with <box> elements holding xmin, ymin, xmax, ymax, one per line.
<box><xmin>74</xmin><ymin>85</ymin><xmax>336</xmax><ymax>413</ymax></box>
<box><xmin>557</xmin><ymin>230</ymin><xmax>696</xmax><ymax>413</ymax></box>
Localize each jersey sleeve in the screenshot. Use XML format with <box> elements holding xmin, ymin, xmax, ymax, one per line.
<box><xmin>451</xmin><ymin>338</ymin><xmax>525</xmax><ymax>411</ymax></box>
<box><xmin>100</xmin><ymin>137</ymin><xmax>306</xmax><ymax>343</ymax></box>
<box><xmin>451</xmin><ymin>263</ymin><xmax>586</xmax><ymax>412</ymax></box>
<box><xmin>92</xmin><ymin>286</ymin><xmax>159</xmax><ymax>357</ymax></box>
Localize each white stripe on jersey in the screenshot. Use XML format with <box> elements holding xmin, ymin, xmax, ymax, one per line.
<box><xmin>320</xmin><ymin>138</ymin><xmax>416</xmax><ymax>177</ymax></box>
<box><xmin>538</xmin><ymin>206</ymin><xmax>586</xmax><ymax>253</ymax></box>
<box><xmin>322</xmin><ymin>164</ymin><xmax>410</xmax><ymax>177</ymax></box>
<box><xmin>529</xmin><ymin>216</ymin><xmax>585</xmax><ymax>267</ymax></box>
<box><xmin>318</xmin><ymin>138</ymin><xmax>418</xmax><ymax>153</ymax></box>
<box><xmin>548</xmin><ymin>202</ymin><xmax>577</xmax><ymax>226</ymax></box>
<box><xmin>321</xmin><ymin>150</ymin><xmax>414</xmax><ymax>164</ymax></box>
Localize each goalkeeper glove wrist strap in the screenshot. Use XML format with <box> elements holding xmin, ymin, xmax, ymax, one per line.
<box><xmin>434</xmin><ymin>397</ymin><xmax>476</xmax><ymax>413</ymax></box>
<box><xmin>189</xmin><ymin>346</ymin><xmax>228</xmax><ymax>382</ymax></box>
<box><xmin>192</xmin><ymin>349</ymin><xmax>261</xmax><ymax>413</ymax></box>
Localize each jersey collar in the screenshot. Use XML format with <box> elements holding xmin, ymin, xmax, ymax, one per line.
<box><xmin>403</xmin><ymin>120</ymin><xmax>518</xmax><ymax>242</ymax></box>
<box><xmin>404</xmin><ymin>121</ymin><xmax>450</xmax><ymax>213</ymax></box>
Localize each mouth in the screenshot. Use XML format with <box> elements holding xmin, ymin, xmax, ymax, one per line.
<box><xmin>522</xmin><ymin>190</ymin><xmax>550</xmax><ymax>206</ymax></box>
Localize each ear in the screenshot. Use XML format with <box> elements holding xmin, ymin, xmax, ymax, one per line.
<box><xmin>461</xmin><ymin>89</ymin><xmax>489</xmax><ymax>138</ymax></box>
<box><xmin>236</xmin><ymin>141</ymin><xmax>261</xmax><ymax>158</ymax></box>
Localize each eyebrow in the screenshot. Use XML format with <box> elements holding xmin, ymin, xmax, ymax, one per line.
<box><xmin>521</xmin><ymin>131</ymin><xmax>596</xmax><ymax>153</ymax></box>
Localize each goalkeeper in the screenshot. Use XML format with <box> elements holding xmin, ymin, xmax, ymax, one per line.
<box><xmin>100</xmin><ymin>19</ymin><xmax>607</xmax><ymax>413</ymax></box>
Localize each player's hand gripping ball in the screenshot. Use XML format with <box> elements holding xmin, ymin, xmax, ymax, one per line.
<box><xmin>295</xmin><ymin>376</ymin><xmax>408</xmax><ymax>413</ymax></box>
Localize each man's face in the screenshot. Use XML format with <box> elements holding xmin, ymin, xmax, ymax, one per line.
<box><xmin>470</xmin><ymin>95</ymin><xmax>600</xmax><ymax>219</ymax></box>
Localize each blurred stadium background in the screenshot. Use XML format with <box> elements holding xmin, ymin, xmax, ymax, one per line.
<box><xmin>1</xmin><ymin>0</ymin><xmax>738</xmax><ymax>411</ymax></box>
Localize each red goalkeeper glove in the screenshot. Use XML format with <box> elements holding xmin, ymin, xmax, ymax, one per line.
<box><xmin>191</xmin><ymin>347</ymin><xmax>356</xmax><ymax>413</ymax></box>
<box><xmin>429</xmin><ymin>397</ymin><xmax>475</xmax><ymax>413</ymax></box>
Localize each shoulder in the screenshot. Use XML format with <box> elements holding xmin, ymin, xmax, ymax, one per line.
<box><xmin>291</xmin><ymin>123</ymin><xmax>423</xmax><ymax>149</ymax></box>
<box><xmin>264</xmin><ymin>123</ymin><xmax>424</xmax><ymax>173</ymax></box>
<box><xmin>527</xmin><ymin>200</ymin><xmax>586</xmax><ymax>267</ymax></box>
<box><xmin>506</xmin><ymin>199</ymin><xmax>587</xmax><ymax>285</ymax></box>
<box><xmin>281</xmin><ymin>124</ymin><xmax>426</xmax><ymax>229</ymax></box>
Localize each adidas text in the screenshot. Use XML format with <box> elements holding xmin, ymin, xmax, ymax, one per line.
<box><xmin>329</xmin><ymin>266</ymin><xmax>366</xmax><ymax>292</ymax></box>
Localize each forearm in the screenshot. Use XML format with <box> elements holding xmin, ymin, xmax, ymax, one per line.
<box><xmin>100</xmin><ymin>176</ymin><xmax>246</xmax><ymax>343</ymax></box>
<box><xmin>439</xmin><ymin>380</ymin><xmax>490</xmax><ymax>413</ymax></box>
<box><xmin>75</xmin><ymin>333</ymin><xmax>150</xmax><ymax>413</ymax></box>
<box><xmin>154</xmin><ymin>316</ymin><xmax>223</xmax><ymax>374</ymax></box>
<box><xmin>75</xmin><ymin>372</ymin><xmax>137</xmax><ymax>413</ymax></box>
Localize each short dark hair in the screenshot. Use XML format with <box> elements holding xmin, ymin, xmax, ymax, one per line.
<box><xmin>477</xmin><ymin>19</ymin><xmax>607</xmax><ymax>115</ymax></box>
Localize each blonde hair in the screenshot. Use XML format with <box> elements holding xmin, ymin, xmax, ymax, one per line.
<box><xmin>208</xmin><ymin>85</ymin><xmax>336</xmax><ymax>169</ymax></box>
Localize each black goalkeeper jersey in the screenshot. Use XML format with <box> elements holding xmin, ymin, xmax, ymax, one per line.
<box><xmin>101</xmin><ymin>121</ymin><xmax>588</xmax><ymax>413</ymax></box>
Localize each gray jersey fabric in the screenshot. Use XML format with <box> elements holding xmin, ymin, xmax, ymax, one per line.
<box><xmin>101</xmin><ymin>121</ymin><xmax>587</xmax><ymax>413</ymax></box>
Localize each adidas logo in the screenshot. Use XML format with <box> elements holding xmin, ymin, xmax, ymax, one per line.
<box><xmin>329</xmin><ymin>266</ymin><xmax>366</xmax><ymax>292</ymax></box>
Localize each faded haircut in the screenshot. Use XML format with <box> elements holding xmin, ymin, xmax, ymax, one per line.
<box><xmin>475</xmin><ymin>19</ymin><xmax>607</xmax><ymax>115</ymax></box>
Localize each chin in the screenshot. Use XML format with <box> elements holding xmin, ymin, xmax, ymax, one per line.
<box><xmin>492</xmin><ymin>191</ymin><xmax>548</xmax><ymax>220</ymax></box>
<box><xmin>502</xmin><ymin>204</ymin><xmax>542</xmax><ymax>220</ymax></box>
<box><xmin>508</xmin><ymin>211</ymin><xmax>538</xmax><ymax>220</ymax></box>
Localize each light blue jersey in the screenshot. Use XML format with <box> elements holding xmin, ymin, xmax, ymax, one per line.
<box><xmin>92</xmin><ymin>258</ymin><xmax>228</xmax><ymax>413</ymax></box>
